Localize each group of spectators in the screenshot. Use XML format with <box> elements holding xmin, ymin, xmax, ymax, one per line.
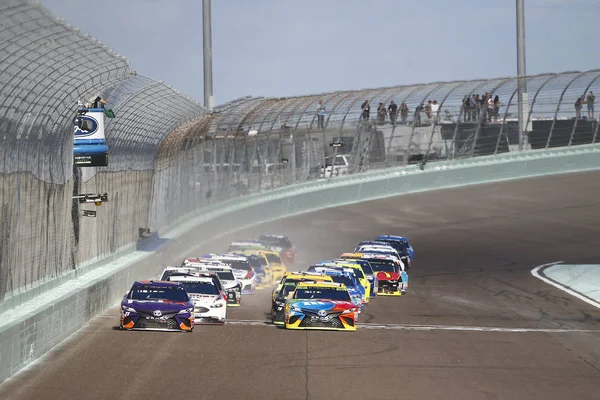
<box><xmin>314</xmin><ymin>90</ymin><xmax>597</xmax><ymax>130</ymax></box>
<box><xmin>360</xmin><ymin>100</ymin><xmax>411</xmax><ymax>125</ymax></box>
<box><xmin>359</xmin><ymin>96</ymin><xmax>501</xmax><ymax>127</ymax></box>
<box><xmin>462</xmin><ymin>92</ymin><xmax>501</xmax><ymax>122</ymax></box>
<box><xmin>575</xmin><ymin>91</ymin><xmax>595</xmax><ymax>119</ymax></box>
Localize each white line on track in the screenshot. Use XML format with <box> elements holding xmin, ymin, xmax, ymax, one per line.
<box><xmin>531</xmin><ymin>261</ymin><xmax>600</xmax><ymax>310</ymax></box>
<box><xmin>224</xmin><ymin>319</ymin><xmax>600</xmax><ymax>333</ymax></box>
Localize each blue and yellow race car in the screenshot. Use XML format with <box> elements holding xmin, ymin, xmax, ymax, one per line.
<box><xmin>284</xmin><ymin>282</ymin><xmax>359</xmax><ymax>331</ymax></box>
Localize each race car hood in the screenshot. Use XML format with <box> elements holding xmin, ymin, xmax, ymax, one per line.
<box><xmin>188</xmin><ymin>293</ymin><xmax>220</xmax><ymax>306</ymax></box>
<box><xmin>287</xmin><ymin>299</ymin><xmax>356</xmax><ymax>312</ymax></box>
<box><xmin>376</xmin><ymin>271</ymin><xmax>400</xmax><ymax>281</ymax></box>
<box><xmin>122</xmin><ymin>299</ymin><xmax>191</xmax><ymax>312</ymax></box>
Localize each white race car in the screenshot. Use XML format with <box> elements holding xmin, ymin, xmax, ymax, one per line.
<box><xmin>201</xmin><ymin>253</ymin><xmax>257</xmax><ymax>294</ymax></box>
<box><xmin>188</xmin><ymin>263</ymin><xmax>242</xmax><ymax>307</ymax></box>
<box><xmin>169</xmin><ymin>275</ymin><xmax>227</xmax><ymax>324</ymax></box>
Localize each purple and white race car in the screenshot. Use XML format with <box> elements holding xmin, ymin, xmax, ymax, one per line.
<box><xmin>119</xmin><ymin>280</ymin><xmax>195</xmax><ymax>332</ymax></box>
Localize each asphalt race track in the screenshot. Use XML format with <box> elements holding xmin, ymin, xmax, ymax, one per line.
<box><xmin>2</xmin><ymin>171</ymin><xmax>600</xmax><ymax>400</ymax></box>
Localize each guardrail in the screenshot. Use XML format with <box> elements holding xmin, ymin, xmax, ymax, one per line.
<box><xmin>1</xmin><ymin>143</ymin><xmax>600</xmax><ymax>383</ymax></box>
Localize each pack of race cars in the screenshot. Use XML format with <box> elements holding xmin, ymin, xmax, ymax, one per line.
<box><xmin>119</xmin><ymin>234</ymin><xmax>413</xmax><ymax>333</ymax></box>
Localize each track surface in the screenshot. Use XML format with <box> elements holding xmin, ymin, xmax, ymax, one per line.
<box><xmin>2</xmin><ymin>171</ymin><xmax>600</xmax><ymax>399</ymax></box>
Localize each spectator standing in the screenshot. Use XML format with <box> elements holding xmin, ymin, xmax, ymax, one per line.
<box><xmin>430</xmin><ymin>100</ymin><xmax>440</xmax><ymax>122</ymax></box>
<box><xmin>575</xmin><ymin>96</ymin><xmax>583</xmax><ymax>119</ymax></box>
<box><xmin>463</xmin><ymin>95</ymin><xmax>471</xmax><ymax>121</ymax></box>
<box><xmin>481</xmin><ymin>92</ymin><xmax>490</xmax><ymax>121</ymax></box>
<box><xmin>486</xmin><ymin>96</ymin><xmax>494</xmax><ymax>121</ymax></box>
<box><xmin>388</xmin><ymin>100</ymin><xmax>398</xmax><ymax>124</ymax></box>
<box><xmin>414</xmin><ymin>103</ymin><xmax>423</xmax><ymax>126</ymax></box>
<box><xmin>587</xmin><ymin>91</ymin><xmax>595</xmax><ymax>119</ymax></box>
<box><xmin>377</xmin><ymin>102</ymin><xmax>387</xmax><ymax>125</ymax></box>
<box><xmin>469</xmin><ymin>94</ymin><xmax>478</xmax><ymax>121</ymax></box>
<box><xmin>400</xmin><ymin>103</ymin><xmax>409</xmax><ymax>124</ymax></box>
<box><xmin>317</xmin><ymin>100</ymin><xmax>326</xmax><ymax>129</ymax></box>
<box><xmin>361</xmin><ymin>100</ymin><xmax>371</xmax><ymax>121</ymax></box>
<box><xmin>493</xmin><ymin>95</ymin><xmax>501</xmax><ymax>121</ymax></box>
<box><xmin>424</xmin><ymin>100</ymin><xmax>432</xmax><ymax>119</ymax></box>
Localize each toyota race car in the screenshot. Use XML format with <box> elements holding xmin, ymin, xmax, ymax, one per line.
<box><xmin>271</xmin><ymin>272</ymin><xmax>334</xmax><ymax>325</ymax></box>
<box><xmin>284</xmin><ymin>282</ymin><xmax>359</xmax><ymax>331</ymax></box>
<box><xmin>119</xmin><ymin>280</ymin><xmax>194</xmax><ymax>332</ymax></box>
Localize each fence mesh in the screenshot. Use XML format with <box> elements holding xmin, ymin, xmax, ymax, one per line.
<box><xmin>1</xmin><ymin>0</ymin><xmax>600</xmax><ymax>303</ymax></box>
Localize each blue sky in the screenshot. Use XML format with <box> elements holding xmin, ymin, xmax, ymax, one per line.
<box><xmin>41</xmin><ymin>0</ymin><xmax>600</xmax><ymax>106</ymax></box>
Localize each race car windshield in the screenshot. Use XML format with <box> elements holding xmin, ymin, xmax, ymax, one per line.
<box><xmin>279</xmin><ymin>282</ymin><xmax>298</xmax><ymax>298</ymax></box>
<box><xmin>265</xmin><ymin>253</ymin><xmax>282</xmax><ymax>264</ymax></box>
<box><xmin>180</xmin><ymin>282</ymin><xmax>220</xmax><ymax>295</ymax></box>
<box><xmin>380</xmin><ymin>240</ymin><xmax>408</xmax><ymax>253</ymax></box>
<box><xmin>356</xmin><ymin>262</ymin><xmax>374</xmax><ymax>275</ymax></box>
<box><xmin>228</xmin><ymin>261</ymin><xmax>252</xmax><ymax>271</ymax></box>
<box><xmin>260</xmin><ymin>236</ymin><xmax>292</xmax><ymax>248</ymax></box>
<box><xmin>368</xmin><ymin>261</ymin><xmax>397</xmax><ymax>273</ymax></box>
<box><xmin>294</xmin><ymin>288</ymin><xmax>351</xmax><ymax>301</ymax></box>
<box><xmin>350</xmin><ymin>268</ymin><xmax>364</xmax><ymax>279</ymax></box>
<box><xmin>129</xmin><ymin>286</ymin><xmax>189</xmax><ymax>302</ymax></box>
<box><xmin>160</xmin><ymin>271</ymin><xmax>191</xmax><ymax>281</ymax></box>
<box><xmin>216</xmin><ymin>271</ymin><xmax>234</xmax><ymax>280</ymax></box>
<box><xmin>329</xmin><ymin>275</ymin><xmax>355</xmax><ymax>287</ymax></box>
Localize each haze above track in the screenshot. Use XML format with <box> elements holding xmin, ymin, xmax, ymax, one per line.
<box><xmin>2</xmin><ymin>171</ymin><xmax>600</xmax><ymax>400</ymax></box>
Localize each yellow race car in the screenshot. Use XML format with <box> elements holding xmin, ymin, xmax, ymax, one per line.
<box><xmin>238</xmin><ymin>251</ymin><xmax>274</xmax><ymax>288</ymax></box>
<box><xmin>256</xmin><ymin>249</ymin><xmax>288</xmax><ymax>282</ymax></box>
<box><xmin>272</xmin><ymin>272</ymin><xmax>333</xmax><ymax>303</ymax></box>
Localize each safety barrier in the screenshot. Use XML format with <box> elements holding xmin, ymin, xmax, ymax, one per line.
<box><xmin>1</xmin><ymin>143</ymin><xmax>600</xmax><ymax>383</ymax></box>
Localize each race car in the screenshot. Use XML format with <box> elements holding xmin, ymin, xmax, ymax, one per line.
<box><xmin>313</xmin><ymin>260</ymin><xmax>371</xmax><ymax>302</ymax></box>
<box><xmin>119</xmin><ymin>280</ymin><xmax>194</xmax><ymax>332</ymax></box>
<box><xmin>242</xmin><ymin>252</ymin><xmax>274</xmax><ymax>289</ymax></box>
<box><xmin>356</xmin><ymin>243</ymin><xmax>411</xmax><ymax>271</ymax></box>
<box><xmin>169</xmin><ymin>275</ymin><xmax>227</xmax><ymax>324</ymax></box>
<box><xmin>272</xmin><ymin>271</ymin><xmax>333</xmax><ymax>303</ymax></box>
<box><xmin>361</xmin><ymin>254</ymin><xmax>408</xmax><ymax>296</ymax></box>
<box><xmin>258</xmin><ymin>234</ymin><xmax>297</xmax><ymax>265</ymax></box>
<box><xmin>179</xmin><ymin>263</ymin><xmax>242</xmax><ymax>307</ymax></box>
<box><xmin>284</xmin><ymin>282</ymin><xmax>359</xmax><ymax>331</ymax></box>
<box><xmin>160</xmin><ymin>267</ymin><xmax>229</xmax><ymax>299</ymax></box>
<box><xmin>307</xmin><ymin>265</ymin><xmax>365</xmax><ymax>308</ymax></box>
<box><xmin>258</xmin><ymin>250</ymin><xmax>287</xmax><ymax>282</ymax></box>
<box><xmin>355</xmin><ymin>241</ymin><xmax>401</xmax><ymax>259</ymax></box>
<box><xmin>201</xmin><ymin>253</ymin><xmax>257</xmax><ymax>294</ymax></box>
<box><xmin>271</xmin><ymin>273</ymin><xmax>333</xmax><ymax>325</ymax></box>
<box><xmin>227</xmin><ymin>240</ymin><xmax>270</xmax><ymax>253</ymax></box>
<box><xmin>339</xmin><ymin>254</ymin><xmax>379</xmax><ymax>298</ymax></box>
<box><xmin>375</xmin><ymin>235</ymin><xmax>414</xmax><ymax>264</ymax></box>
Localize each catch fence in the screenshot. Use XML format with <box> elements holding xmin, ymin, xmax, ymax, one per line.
<box><xmin>1</xmin><ymin>0</ymin><xmax>599</xmax><ymax>303</ymax></box>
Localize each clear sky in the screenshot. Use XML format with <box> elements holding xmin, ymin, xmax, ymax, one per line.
<box><xmin>41</xmin><ymin>0</ymin><xmax>600</xmax><ymax>106</ymax></box>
